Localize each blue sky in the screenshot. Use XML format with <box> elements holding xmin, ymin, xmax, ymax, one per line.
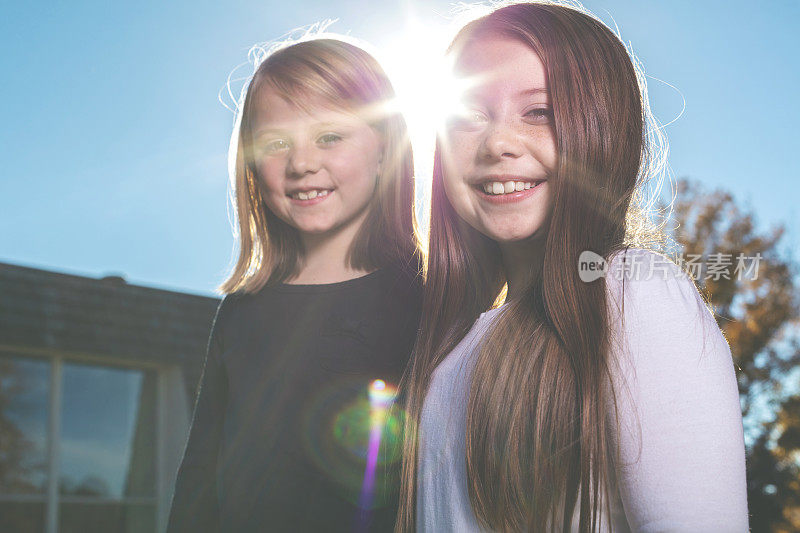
<box><xmin>1</xmin><ymin>0</ymin><xmax>797</xmax><ymax>297</ymax></box>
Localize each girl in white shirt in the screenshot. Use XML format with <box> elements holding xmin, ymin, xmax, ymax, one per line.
<box><xmin>397</xmin><ymin>2</ymin><xmax>749</xmax><ymax>531</ymax></box>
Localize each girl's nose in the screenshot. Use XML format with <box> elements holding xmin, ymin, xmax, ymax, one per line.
<box><xmin>480</xmin><ymin>122</ymin><xmax>524</xmax><ymax>161</ymax></box>
<box><xmin>287</xmin><ymin>142</ymin><xmax>322</xmax><ymax>176</ymax></box>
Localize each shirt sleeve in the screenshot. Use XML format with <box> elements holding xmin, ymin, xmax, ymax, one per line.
<box><xmin>605</xmin><ymin>249</ymin><xmax>749</xmax><ymax>532</ymax></box>
<box><xmin>166</xmin><ymin>298</ymin><xmax>229</xmax><ymax>533</ymax></box>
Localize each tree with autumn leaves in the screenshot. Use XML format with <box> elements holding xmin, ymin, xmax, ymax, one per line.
<box><xmin>670</xmin><ymin>178</ymin><xmax>800</xmax><ymax>531</ymax></box>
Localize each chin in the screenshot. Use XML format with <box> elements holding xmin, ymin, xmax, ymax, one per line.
<box><xmin>289</xmin><ymin>214</ymin><xmax>335</xmax><ymax>232</ymax></box>
<box><xmin>481</xmin><ymin>223</ymin><xmax>537</xmax><ymax>242</ymax></box>
<box><xmin>297</xmin><ymin>225</ymin><xmax>335</xmax><ymax>235</ymax></box>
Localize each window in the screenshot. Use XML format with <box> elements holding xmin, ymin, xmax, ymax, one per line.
<box><xmin>0</xmin><ymin>355</ymin><xmax>49</xmax><ymax>532</ymax></box>
<box><xmin>0</xmin><ymin>354</ymin><xmax>158</xmax><ymax>533</ymax></box>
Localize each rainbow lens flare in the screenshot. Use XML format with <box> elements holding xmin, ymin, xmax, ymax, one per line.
<box><xmin>300</xmin><ymin>376</ymin><xmax>404</xmax><ymax>513</ymax></box>
<box><xmin>356</xmin><ymin>379</ymin><xmax>399</xmax><ymax>529</ymax></box>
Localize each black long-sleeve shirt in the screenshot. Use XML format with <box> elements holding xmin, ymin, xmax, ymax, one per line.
<box><xmin>166</xmin><ymin>265</ymin><xmax>422</xmax><ymax>532</ymax></box>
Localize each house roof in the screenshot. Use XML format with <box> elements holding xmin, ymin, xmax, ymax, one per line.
<box><xmin>0</xmin><ymin>262</ymin><xmax>220</xmax><ymax>368</ymax></box>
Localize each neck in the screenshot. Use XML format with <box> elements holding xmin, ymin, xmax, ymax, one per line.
<box><xmin>286</xmin><ymin>211</ymin><xmax>374</xmax><ymax>284</ymax></box>
<box><xmin>498</xmin><ymin>236</ymin><xmax>546</xmax><ymax>301</ymax></box>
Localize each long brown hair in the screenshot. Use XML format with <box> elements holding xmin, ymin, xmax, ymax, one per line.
<box><xmin>398</xmin><ymin>2</ymin><xmax>667</xmax><ymax>531</ymax></box>
<box><xmin>220</xmin><ymin>36</ymin><xmax>423</xmax><ymax>294</ymax></box>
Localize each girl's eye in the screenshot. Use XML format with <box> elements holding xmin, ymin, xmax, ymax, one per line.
<box><xmin>524</xmin><ymin>107</ymin><xmax>554</xmax><ymax>124</ymax></box>
<box><xmin>263</xmin><ymin>139</ymin><xmax>290</xmax><ymax>154</ymax></box>
<box><xmin>317</xmin><ymin>133</ymin><xmax>343</xmax><ymax>146</ymax></box>
<box><xmin>447</xmin><ymin>109</ymin><xmax>488</xmax><ymax>130</ymax></box>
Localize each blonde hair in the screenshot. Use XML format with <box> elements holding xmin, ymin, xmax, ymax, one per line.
<box><xmin>220</xmin><ymin>34</ymin><xmax>422</xmax><ymax>294</ymax></box>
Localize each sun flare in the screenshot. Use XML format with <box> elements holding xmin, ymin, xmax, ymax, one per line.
<box><xmin>376</xmin><ymin>19</ymin><xmax>474</xmax><ymax>239</ymax></box>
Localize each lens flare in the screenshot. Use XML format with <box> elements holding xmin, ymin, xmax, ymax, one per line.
<box><xmin>377</xmin><ymin>17</ymin><xmax>482</xmax><ymax>241</ymax></box>
<box><xmin>301</xmin><ymin>376</ymin><xmax>404</xmax><ymax>510</ymax></box>
<box><xmin>356</xmin><ymin>379</ymin><xmax>399</xmax><ymax>529</ymax></box>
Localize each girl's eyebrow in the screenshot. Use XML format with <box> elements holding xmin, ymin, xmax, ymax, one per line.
<box><xmin>314</xmin><ymin>121</ymin><xmax>344</xmax><ymax>130</ymax></box>
<box><xmin>254</xmin><ymin>120</ymin><xmax>349</xmax><ymax>138</ymax></box>
<box><xmin>517</xmin><ymin>87</ymin><xmax>549</xmax><ymax>97</ymax></box>
<box><xmin>463</xmin><ymin>86</ymin><xmax>550</xmax><ymax>101</ymax></box>
<box><xmin>253</xmin><ymin>127</ymin><xmax>289</xmax><ymax>138</ymax></box>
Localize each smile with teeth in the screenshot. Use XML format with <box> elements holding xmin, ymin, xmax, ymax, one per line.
<box><xmin>290</xmin><ymin>189</ymin><xmax>332</xmax><ymax>200</ymax></box>
<box><xmin>480</xmin><ymin>180</ymin><xmax>544</xmax><ymax>195</ymax></box>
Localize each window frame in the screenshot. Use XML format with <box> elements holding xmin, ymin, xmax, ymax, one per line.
<box><xmin>0</xmin><ymin>349</ymin><xmax>173</xmax><ymax>533</ymax></box>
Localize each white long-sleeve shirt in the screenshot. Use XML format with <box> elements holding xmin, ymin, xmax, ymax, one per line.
<box><xmin>417</xmin><ymin>248</ymin><xmax>749</xmax><ymax>532</ymax></box>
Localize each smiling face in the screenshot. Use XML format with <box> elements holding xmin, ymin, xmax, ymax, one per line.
<box><xmin>249</xmin><ymin>87</ymin><xmax>383</xmax><ymax>239</ymax></box>
<box><xmin>441</xmin><ymin>35</ymin><xmax>557</xmax><ymax>244</ymax></box>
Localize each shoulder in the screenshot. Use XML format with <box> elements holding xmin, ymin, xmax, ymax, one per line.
<box><xmin>603</xmin><ymin>250</ymin><xmax>748</xmax><ymax>530</ymax></box>
<box><xmin>383</xmin><ymin>258</ymin><xmax>424</xmax><ymax>299</ymax></box>
<box><xmin>387</xmin><ymin>254</ymin><xmax>424</xmax><ymax>286</ymax></box>
<box><xmin>604</xmin><ymin>247</ymin><xmax>711</xmax><ymax>326</ymax></box>
<box><xmin>603</xmin><ymin>247</ymin><xmax>732</xmax><ymax>378</ymax></box>
<box><xmin>210</xmin><ymin>290</ymin><xmax>250</xmax><ymax>337</ymax></box>
<box><xmin>605</xmin><ymin>247</ymin><xmax>688</xmax><ymax>292</ymax></box>
<box><xmin>373</xmin><ymin>261</ymin><xmax>423</xmax><ymax>333</ymax></box>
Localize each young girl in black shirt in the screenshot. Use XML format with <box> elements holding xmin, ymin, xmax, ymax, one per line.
<box><xmin>166</xmin><ymin>35</ymin><xmax>423</xmax><ymax>533</ymax></box>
